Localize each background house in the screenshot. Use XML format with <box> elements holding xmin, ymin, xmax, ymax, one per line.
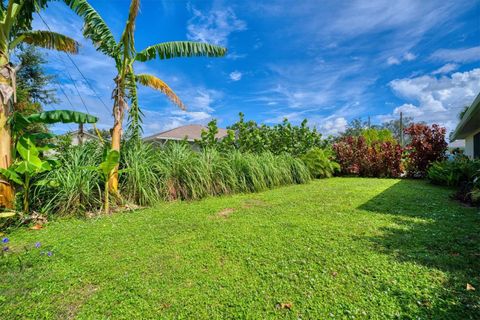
<box><xmin>143</xmin><ymin>124</ymin><xmax>228</xmax><ymax>149</ymax></box>
<box><xmin>451</xmin><ymin>92</ymin><xmax>480</xmax><ymax>158</ymax></box>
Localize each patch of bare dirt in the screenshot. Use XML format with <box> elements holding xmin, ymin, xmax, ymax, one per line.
<box><xmin>216</xmin><ymin>208</ymin><xmax>235</xmax><ymax>218</ymax></box>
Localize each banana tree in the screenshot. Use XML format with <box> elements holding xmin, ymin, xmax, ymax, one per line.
<box><xmin>0</xmin><ymin>0</ymin><xmax>79</xmax><ymax>208</ymax></box>
<box><xmin>64</xmin><ymin>0</ymin><xmax>227</xmax><ymax>194</ymax></box>
<box><xmin>1</xmin><ymin>109</ymin><xmax>98</xmax><ymax>213</ymax></box>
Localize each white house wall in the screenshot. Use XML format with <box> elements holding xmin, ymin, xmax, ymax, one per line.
<box><xmin>464</xmin><ymin>128</ymin><xmax>480</xmax><ymax>158</ymax></box>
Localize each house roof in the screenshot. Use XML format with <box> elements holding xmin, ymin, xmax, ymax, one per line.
<box><xmin>451</xmin><ymin>92</ymin><xmax>480</xmax><ymax>140</ymax></box>
<box><xmin>143</xmin><ymin>124</ymin><xmax>229</xmax><ymax>142</ymax></box>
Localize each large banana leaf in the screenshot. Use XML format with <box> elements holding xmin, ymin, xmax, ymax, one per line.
<box><xmin>63</xmin><ymin>0</ymin><xmax>117</xmax><ymax>57</ymax></box>
<box><xmin>27</xmin><ymin>110</ymin><xmax>98</xmax><ymax>124</ymax></box>
<box><xmin>11</xmin><ymin>30</ymin><xmax>79</xmax><ymax>53</ymax></box>
<box><xmin>98</xmin><ymin>150</ymin><xmax>120</xmax><ymax>177</ymax></box>
<box><xmin>136</xmin><ymin>74</ymin><xmax>185</xmax><ymax>110</ymax></box>
<box><xmin>16</xmin><ymin>137</ymin><xmax>43</xmax><ymax>169</ymax></box>
<box><xmin>136</xmin><ymin>41</ymin><xmax>227</xmax><ymax>62</ymax></box>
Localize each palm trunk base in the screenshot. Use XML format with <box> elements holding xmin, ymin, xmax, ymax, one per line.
<box><xmin>0</xmin><ymin>181</ymin><xmax>14</xmax><ymax>209</ymax></box>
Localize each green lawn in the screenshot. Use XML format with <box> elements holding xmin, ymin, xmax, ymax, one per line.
<box><xmin>1</xmin><ymin>178</ymin><xmax>479</xmax><ymax>319</ymax></box>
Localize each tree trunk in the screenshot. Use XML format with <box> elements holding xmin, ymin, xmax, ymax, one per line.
<box><xmin>108</xmin><ymin>79</ymin><xmax>125</xmax><ymax>194</ymax></box>
<box><xmin>0</xmin><ymin>63</ymin><xmax>15</xmax><ymax>209</ymax></box>
<box><xmin>0</xmin><ymin>108</ymin><xmax>14</xmax><ymax>208</ymax></box>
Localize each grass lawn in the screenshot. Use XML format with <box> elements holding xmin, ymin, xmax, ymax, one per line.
<box><xmin>1</xmin><ymin>178</ymin><xmax>479</xmax><ymax>319</ymax></box>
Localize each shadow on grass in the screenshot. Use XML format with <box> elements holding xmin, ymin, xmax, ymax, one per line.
<box><xmin>358</xmin><ymin>179</ymin><xmax>480</xmax><ymax>319</ymax></box>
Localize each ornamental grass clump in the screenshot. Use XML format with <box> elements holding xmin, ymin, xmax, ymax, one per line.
<box><xmin>32</xmin><ymin>141</ymin><xmax>103</xmax><ymax>216</ymax></box>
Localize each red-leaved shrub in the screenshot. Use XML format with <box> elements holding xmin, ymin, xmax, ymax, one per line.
<box><xmin>404</xmin><ymin>124</ymin><xmax>447</xmax><ymax>177</ymax></box>
<box><xmin>333</xmin><ymin>136</ymin><xmax>403</xmax><ymax>177</ymax></box>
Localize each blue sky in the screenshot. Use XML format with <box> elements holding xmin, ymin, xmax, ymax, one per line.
<box><xmin>31</xmin><ymin>0</ymin><xmax>480</xmax><ymax>136</ymax></box>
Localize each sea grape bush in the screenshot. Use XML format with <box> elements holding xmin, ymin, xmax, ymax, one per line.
<box><xmin>404</xmin><ymin>124</ymin><xmax>448</xmax><ymax>177</ymax></box>
<box><xmin>198</xmin><ymin>113</ymin><xmax>324</xmax><ymax>156</ymax></box>
<box><xmin>332</xmin><ymin>136</ymin><xmax>403</xmax><ymax>177</ymax></box>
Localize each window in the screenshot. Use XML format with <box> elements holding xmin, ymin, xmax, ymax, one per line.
<box><xmin>474</xmin><ymin>132</ymin><xmax>480</xmax><ymax>159</ymax></box>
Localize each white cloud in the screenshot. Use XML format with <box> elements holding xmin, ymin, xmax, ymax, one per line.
<box><xmin>403</xmin><ymin>52</ymin><xmax>416</xmax><ymax>61</ymax></box>
<box><xmin>385</xmin><ymin>68</ymin><xmax>480</xmax><ymax>132</ymax></box>
<box><xmin>317</xmin><ymin>116</ymin><xmax>348</xmax><ymax>136</ymax></box>
<box><xmin>186</xmin><ymin>5</ymin><xmax>247</xmax><ymax>46</ymax></box>
<box><xmin>229</xmin><ymin>71</ymin><xmax>242</xmax><ymax>81</ymax></box>
<box><xmin>432</xmin><ymin>63</ymin><xmax>459</xmax><ymax>75</ymax></box>
<box><xmin>393</xmin><ymin>103</ymin><xmax>424</xmax><ymax>117</ymax></box>
<box><xmin>387</xmin><ymin>57</ymin><xmax>401</xmax><ymax>65</ymax></box>
<box><xmin>387</xmin><ymin>52</ymin><xmax>416</xmax><ymax>65</ymax></box>
<box><xmin>430</xmin><ymin>46</ymin><xmax>480</xmax><ymax>63</ymax></box>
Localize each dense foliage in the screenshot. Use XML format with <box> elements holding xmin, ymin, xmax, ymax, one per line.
<box><xmin>300</xmin><ymin>148</ymin><xmax>340</xmax><ymax>178</ymax></box>
<box><xmin>31</xmin><ymin>141</ymin><xmax>310</xmax><ymax>216</ymax></box>
<box><xmin>197</xmin><ymin>114</ymin><xmax>324</xmax><ymax>156</ymax></box>
<box><xmin>404</xmin><ymin>124</ymin><xmax>448</xmax><ymax>177</ymax></box>
<box><xmin>332</xmin><ymin>136</ymin><xmax>403</xmax><ymax>177</ymax></box>
<box><xmin>427</xmin><ymin>156</ymin><xmax>480</xmax><ymax>205</ymax></box>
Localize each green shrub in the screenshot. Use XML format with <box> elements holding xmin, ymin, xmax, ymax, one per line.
<box><xmin>32</xmin><ymin>141</ymin><xmax>103</xmax><ymax>216</ymax></box>
<box><xmin>427</xmin><ymin>158</ymin><xmax>480</xmax><ymax>187</ymax></box>
<box><xmin>120</xmin><ymin>142</ymin><xmax>163</xmax><ymax>206</ymax></box>
<box><xmin>32</xmin><ymin>141</ymin><xmax>311</xmax><ymax>215</ymax></box>
<box><xmin>301</xmin><ymin>148</ymin><xmax>340</xmax><ymax>178</ymax></box>
<box><xmin>361</xmin><ymin>128</ymin><xmax>395</xmax><ymax>145</ymax></box>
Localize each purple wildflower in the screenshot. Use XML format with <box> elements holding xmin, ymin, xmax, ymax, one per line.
<box><xmin>2</xmin><ymin>246</ymin><xmax>9</xmax><ymax>252</ymax></box>
<box><xmin>2</xmin><ymin>237</ymin><xmax>8</xmax><ymax>243</ymax></box>
<box><xmin>35</xmin><ymin>242</ymin><xmax>41</xmax><ymax>248</ymax></box>
<box><xmin>47</xmin><ymin>251</ymin><xmax>53</xmax><ymax>257</ymax></box>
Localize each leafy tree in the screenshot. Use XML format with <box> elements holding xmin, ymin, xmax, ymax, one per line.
<box><xmin>14</xmin><ymin>45</ymin><xmax>58</xmax><ymax>135</ymax></box>
<box><xmin>361</xmin><ymin>128</ymin><xmax>395</xmax><ymax>145</ymax></box>
<box><xmin>64</xmin><ymin>0</ymin><xmax>227</xmax><ymax>194</ymax></box>
<box><xmin>342</xmin><ymin>118</ymin><xmax>369</xmax><ymax>137</ymax></box>
<box><xmin>381</xmin><ymin>116</ymin><xmax>414</xmax><ymax>144</ymax></box>
<box><xmin>16</xmin><ymin>45</ymin><xmax>57</xmax><ymax>104</ymax></box>
<box><xmin>0</xmin><ymin>0</ymin><xmax>78</xmax><ymax>209</ymax></box>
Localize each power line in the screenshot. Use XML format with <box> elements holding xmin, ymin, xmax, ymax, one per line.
<box><xmin>36</xmin><ymin>12</ymin><xmax>111</xmax><ymax>115</ymax></box>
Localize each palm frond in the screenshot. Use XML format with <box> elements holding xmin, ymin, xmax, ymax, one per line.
<box><xmin>63</xmin><ymin>0</ymin><xmax>117</xmax><ymax>56</ymax></box>
<box><xmin>136</xmin><ymin>73</ymin><xmax>186</xmax><ymax>110</ymax></box>
<box><xmin>119</xmin><ymin>0</ymin><xmax>139</xmax><ymax>58</ymax></box>
<box><xmin>12</xmin><ymin>31</ymin><xmax>78</xmax><ymax>53</ymax></box>
<box><xmin>136</xmin><ymin>41</ymin><xmax>227</xmax><ymax>62</ymax></box>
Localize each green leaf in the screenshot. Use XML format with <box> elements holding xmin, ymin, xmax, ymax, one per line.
<box><xmin>8</xmin><ymin>112</ymin><xmax>31</xmax><ymax>133</ymax></box>
<box><xmin>28</xmin><ymin>133</ymin><xmax>56</xmax><ymax>141</ymax></box>
<box><xmin>63</xmin><ymin>0</ymin><xmax>118</xmax><ymax>57</ymax></box>
<box><xmin>12</xmin><ymin>30</ymin><xmax>79</xmax><ymax>53</ymax></box>
<box><xmin>136</xmin><ymin>41</ymin><xmax>227</xmax><ymax>62</ymax></box>
<box><xmin>26</xmin><ymin>110</ymin><xmax>98</xmax><ymax>125</ymax></box>
<box><xmin>16</xmin><ymin>137</ymin><xmax>42</xmax><ymax>168</ymax></box>
<box><xmin>98</xmin><ymin>150</ymin><xmax>120</xmax><ymax>176</ymax></box>
<box><xmin>0</xmin><ymin>168</ymin><xmax>23</xmax><ymax>185</ymax></box>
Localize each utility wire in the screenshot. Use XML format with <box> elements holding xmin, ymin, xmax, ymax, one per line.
<box><xmin>36</xmin><ymin>12</ymin><xmax>111</xmax><ymax>115</ymax></box>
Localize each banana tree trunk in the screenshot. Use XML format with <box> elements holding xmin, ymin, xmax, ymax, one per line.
<box><xmin>108</xmin><ymin>79</ymin><xmax>125</xmax><ymax>194</ymax></box>
<box><xmin>0</xmin><ymin>63</ymin><xmax>15</xmax><ymax>209</ymax></box>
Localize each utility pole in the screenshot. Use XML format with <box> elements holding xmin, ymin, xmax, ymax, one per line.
<box><xmin>368</xmin><ymin>116</ymin><xmax>371</xmax><ymax>128</ymax></box>
<box><xmin>400</xmin><ymin>112</ymin><xmax>404</xmax><ymax>147</ymax></box>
